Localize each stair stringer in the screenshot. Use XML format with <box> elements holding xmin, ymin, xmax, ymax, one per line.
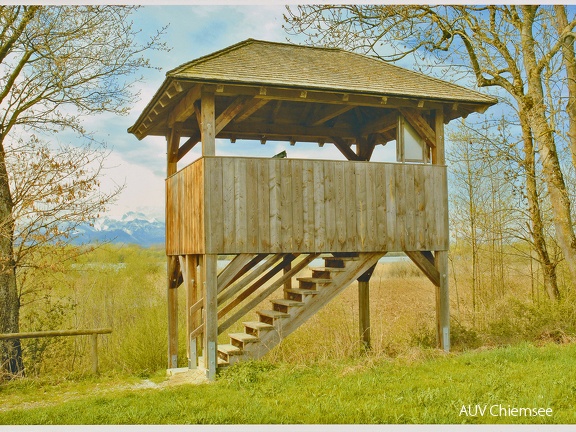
<box><xmin>237</xmin><ymin>252</ymin><xmax>385</xmax><ymax>361</ymax></box>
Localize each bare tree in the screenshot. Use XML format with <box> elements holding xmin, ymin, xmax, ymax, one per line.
<box><xmin>0</xmin><ymin>5</ymin><xmax>165</xmax><ymax>378</ymax></box>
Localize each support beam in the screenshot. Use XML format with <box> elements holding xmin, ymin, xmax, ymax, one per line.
<box><xmin>307</xmin><ymin>104</ymin><xmax>356</xmax><ymax>126</ymax></box>
<box><xmin>405</xmin><ymin>251</ymin><xmax>440</xmax><ymax>286</ymax></box>
<box><xmin>358</xmin><ymin>281</ymin><xmax>371</xmax><ymax>350</ymax></box>
<box><xmin>234</xmin><ymin>98</ymin><xmax>270</xmax><ymax>122</ymax></box>
<box><xmin>360</xmin><ymin>112</ymin><xmax>398</xmax><ymax>136</ymax></box>
<box><xmin>218</xmin><ymin>253</ymin><xmax>319</xmax><ymax>334</ymax></box>
<box><xmin>201</xmin><ymin>88</ymin><xmax>216</xmax><ymax>156</ymax></box>
<box><xmin>332</xmin><ymin>137</ymin><xmax>360</xmax><ymax>161</ymax></box>
<box><xmin>357</xmin><ymin>264</ymin><xmax>376</xmax><ymax>350</ymax></box>
<box><xmin>435</xmin><ymin>250</ymin><xmax>450</xmax><ymax>351</ymax></box>
<box><xmin>177</xmin><ymin>133</ymin><xmax>200</xmax><ymax>161</ymax></box>
<box><xmin>168</xmin><ymin>85</ymin><xmax>202</xmax><ymax>127</ymax></box>
<box><xmin>167</xmin><ymin>124</ymin><xmax>181</xmax><ymax>175</ymax></box>
<box><xmin>203</xmin><ymin>254</ymin><xmax>218</xmax><ymax>380</ymax></box>
<box><xmin>166</xmin><ymin>120</ymin><xmax>181</xmax><ymax>371</ymax></box>
<box><xmin>357</xmin><ymin>134</ymin><xmax>377</xmax><ymax>161</ymax></box>
<box><xmin>180</xmin><ymin>255</ymin><xmax>199</xmax><ymax>369</ymax></box>
<box><xmin>167</xmin><ymin>256</ymin><xmax>179</xmax><ymax>369</ymax></box>
<box><xmin>215</xmin><ymin>96</ymin><xmax>257</xmax><ymax>134</ymax></box>
<box><xmin>433</xmin><ymin>108</ymin><xmax>445</xmax><ymax>164</ymax></box>
<box><xmin>216</xmin><ymin>253</ymin><xmax>258</xmax><ymax>293</ymax></box>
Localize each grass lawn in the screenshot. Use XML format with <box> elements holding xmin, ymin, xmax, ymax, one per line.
<box><xmin>1</xmin><ymin>342</ymin><xmax>575</xmax><ymax>424</ymax></box>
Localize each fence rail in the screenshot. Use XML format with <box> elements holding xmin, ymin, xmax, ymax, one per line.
<box><xmin>0</xmin><ymin>328</ymin><xmax>112</xmax><ymax>374</ymax></box>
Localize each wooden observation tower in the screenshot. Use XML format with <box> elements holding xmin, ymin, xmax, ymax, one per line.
<box><xmin>128</xmin><ymin>39</ymin><xmax>496</xmax><ymax>379</ymax></box>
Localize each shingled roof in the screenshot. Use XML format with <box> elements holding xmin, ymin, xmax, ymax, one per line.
<box><xmin>168</xmin><ymin>39</ymin><xmax>496</xmax><ymax>105</ymax></box>
<box><xmin>129</xmin><ymin>39</ymin><xmax>497</xmax><ymax>140</ymax></box>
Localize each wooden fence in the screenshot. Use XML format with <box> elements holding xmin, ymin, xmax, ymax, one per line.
<box><xmin>0</xmin><ymin>328</ymin><xmax>112</xmax><ymax>374</ymax></box>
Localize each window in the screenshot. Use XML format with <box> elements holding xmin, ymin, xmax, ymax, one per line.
<box><xmin>396</xmin><ymin>115</ymin><xmax>429</xmax><ymax>163</ymax></box>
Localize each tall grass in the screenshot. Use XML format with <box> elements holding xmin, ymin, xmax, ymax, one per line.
<box><xmin>14</xmin><ymin>245</ymin><xmax>576</xmax><ymax>379</ymax></box>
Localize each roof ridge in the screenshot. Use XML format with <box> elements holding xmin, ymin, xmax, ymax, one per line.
<box><xmin>167</xmin><ymin>38</ymin><xmax>343</xmax><ymax>77</ymax></box>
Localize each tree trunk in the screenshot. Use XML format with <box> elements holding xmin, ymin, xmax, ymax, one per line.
<box><xmin>0</xmin><ymin>141</ymin><xmax>22</xmax><ymax>379</ymax></box>
<box><xmin>518</xmin><ymin>115</ymin><xmax>561</xmax><ymax>300</ymax></box>
<box><xmin>521</xmin><ymin>6</ymin><xmax>576</xmax><ymax>290</ymax></box>
<box><xmin>553</xmin><ymin>6</ymin><xmax>576</xmax><ymax>170</ymax></box>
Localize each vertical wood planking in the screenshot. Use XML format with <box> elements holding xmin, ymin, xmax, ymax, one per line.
<box><xmin>440</xmin><ymin>167</ymin><xmax>449</xmax><ymax>250</ymax></box>
<box><xmin>365</xmin><ymin>163</ymin><xmax>378</xmax><ymax>251</ymax></box>
<box><xmin>355</xmin><ymin>162</ymin><xmax>368</xmax><ymax>249</ymax></box>
<box><xmin>246</xmin><ymin>159</ymin><xmax>259</xmax><ymax>250</ymax></box>
<box><xmin>166</xmin><ymin>157</ymin><xmax>448</xmax><ymax>255</ymax></box>
<box><xmin>323</xmin><ymin>161</ymin><xmax>337</xmax><ymax>251</ymax></box>
<box><xmin>385</xmin><ymin>164</ymin><xmax>397</xmax><ymax>250</ymax></box>
<box><xmin>313</xmin><ymin>160</ymin><xmax>326</xmax><ymax>251</ymax></box>
<box><xmin>269</xmin><ymin>159</ymin><xmax>282</xmax><ymax>251</ymax></box>
<box><xmin>424</xmin><ymin>164</ymin><xmax>434</xmax><ymax>249</ymax></box>
<box><xmin>257</xmin><ymin>160</ymin><xmax>270</xmax><ymax>251</ymax></box>
<box><xmin>206</xmin><ymin>158</ymin><xmax>223</xmax><ymax>252</ymax></box>
<box><xmin>334</xmin><ymin>162</ymin><xmax>347</xmax><ymax>249</ymax></box>
<box><xmin>345</xmin><ymin>162</ymin><xmax>357</xmax><ymax>250</ymax></box>
<box><xmin>375</xmin><ymin>163</ymin><xmax>387</xmax><ymax>250</ymax></box>
<box><xmin>395</xmin><ymin>165</ymin><xmax>407</xmax><ymax>250</ymax></box>
<box><xmin>280</xmin><ymin>160</ymin><xmax>294</xmax><ymax>250</ymax></box>
<box><xmin>222</xmin><ymin>157</ymin><xmax>236</xmax><ymax>252</ymax></box>
<box><xmin>414</xmin><ymin>164</ymin><xmax>426</xmax><ymax>250</ymax></box>
<box><xmin>405</xmin><ymin>164</ymin><xmax>416</xmax><ymax>250</ymax></box>
<box><xmin>302</xmin><ymin>160</ymin><xmax>315</xmax><ymax>251</ymax></box>
<box><xmin>291</xmin><ymin>160</ymin><xmax>304</xmax><ymax>250</ymax></box>
<box><xmin>234</xmin><ymin>158</ymin><xmax>247</xmax><ymax>251</ymax></box>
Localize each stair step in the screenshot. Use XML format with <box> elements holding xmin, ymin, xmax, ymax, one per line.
<box><xmin>272</xmin><ymin>299</ymin><xmax>304</xmax><ymax>307</ymax></box>
<box><xmin>297</xmin><ymin>277</ymin><xmax>332</xmax><ymax>284</ymax></box>
<box><xmin>229</xmin><ymin>332</ymin><xmax>259</xmax><ymax>349</ymax></box>
<box><xmin>257</xmin><ymin>310</ymin><xmax>290</xmax><ymax>326</ymax></box>
<box><xmin>243</xmin><ymin>321</ymin><xmax>274</xmax><ymax>337</ymax></box>
<box><xmin>298</xmin><ymin>277</ymin><xmax>332</xmax><ymax>290</ymax></box>
<box><xmin>285</xmin><ymin>288</ymin><xmax>320</xmax><ymax>301</ymax></box>
<box><xmin>285</xmin><ymin>288</ymin><xmax>321</xmax><ymax>295</ymax></box>
<box><xmin>272</xmin><ymin>299</ymin><xmax>304</xmax><ymax>313</ymax></box>
<box><xmin>324</xmin><ymin>256</ymin><xmax>360</xmax><ymax>268</ymax></box>
<box><xmin>310</xmin><ymin>267</ymin><xmax>346</xmax><ymax>279</ymax></box>
<box><xmin>309</xmin><ymin>267</ymin><xmax>347</xmax><ymax>273</ymax></box>
<box><xmin>218</xmin><ymin>343</ymin><xmax>242</xmax><ymax>355</ymax></box>
<box><xmin>257</xmin><ymin>309</ymin><xmax>290</xmax><ymax>325</ymax></box>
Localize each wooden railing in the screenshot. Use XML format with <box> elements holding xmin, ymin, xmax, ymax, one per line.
<box><xmin>0</xmin><ymin>328</ymin><xmax>112</xmax><ymax>374</ymax></box>
<box><xmin>166</xmin><ymin>156</ymin><xmax>448</xmax><ymax>255</ymax></box>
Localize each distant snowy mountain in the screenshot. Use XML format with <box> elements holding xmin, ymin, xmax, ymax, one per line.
<box><xmin>72</xmin><ymin>212</ymin><xmax>165</xmax><ymax>247</ymax></box>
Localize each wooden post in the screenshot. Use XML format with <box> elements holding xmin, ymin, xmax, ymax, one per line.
<box><xmin>358</xmin><ymin>281</ymin><xmax>371</xmax><ymax>350</ymax></box>
<box><xmin>357</xmin><ymin>264</ymin><xmax>376</xmax><ymax>350</ymax></box>
<box><xmin>201</xmin><ymin>88</ymin><xmax>216</xmax><ymax>156</ymax></box>
<box><xmin>167</xmin><ymin>256</ymin><xmax>179</xmax><ymax>369</ymax></box>
<box><xmin>166</xmin><ymin>125</ymin><xmax>181</xmax><ymax>370</ymax></box>
<box><xmin>432</xmin><ymin>109</ymin><xmax>445</xmax><ymax>165</ymax></box>
<box><xmin>183</xmin><ymin>255</ymin><xmax>199</xmax><ymax>369</ymax></box>
<box><xmin>283</xmin><ymin>262</ymin><xmax>292</xmax><ymax>291</ymax></box>
<box><xmin>435</xmin><ymin>250</ymin><xmax>450</xmax><ymax>351</ymax></box>
<box><xmin>203</xmin><ymin>254</ymin><xmax>218</xmax><ymax>380</ymax></box>
<box><xmin>433</xmin><ymin>108</ymin><xmax>450</xmax><ymax>351</ymax></box>
<box><xmin>90</xmin><ymin>333</ymin><xmax>99</xmax><ymax>375</ymax></box>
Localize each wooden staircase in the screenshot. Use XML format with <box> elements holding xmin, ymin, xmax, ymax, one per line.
<box><xmin>214</xmin><ymin>252</ymin><xmax>384</xmax><ymax>368</ymax></box>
